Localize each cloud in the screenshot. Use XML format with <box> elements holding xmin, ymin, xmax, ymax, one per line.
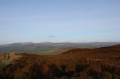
<box><xmin>48</xmin><ymin>36</ymin><xmax>56</xmax><ymax>38</ymax></box>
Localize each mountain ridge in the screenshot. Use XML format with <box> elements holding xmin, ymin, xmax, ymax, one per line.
<box><xmin>0</xmin><ymin>42</ymin><xmax>120</xmax><ymax>53</ymax></box>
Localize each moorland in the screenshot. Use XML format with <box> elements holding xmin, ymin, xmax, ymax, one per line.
<box><xmin>0</xmin><ymin>44</ymin><xmax>120</xmax><ymax>79</ymax></box>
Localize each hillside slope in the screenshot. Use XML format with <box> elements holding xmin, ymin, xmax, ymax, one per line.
<box><xmin>0</xmin><ymin>45</ymin><xmax>120</xmax><ymax>79</ymax></box>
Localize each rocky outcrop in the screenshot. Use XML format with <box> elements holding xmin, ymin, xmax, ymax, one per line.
<box><xmin>0</xmin><ymin>52</ymin><xmax>22</xmax><ymax>70</ymax></box>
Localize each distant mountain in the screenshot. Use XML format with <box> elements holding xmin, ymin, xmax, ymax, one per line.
<box><xmin>0</xmin><ymin>42</ymin><xmax>120</xmax><ymax>53</ymax></box>
<box><xmin>0</xmin><ymin>42</ymin><xmax>33</xmax><ymax>47</ymax></box>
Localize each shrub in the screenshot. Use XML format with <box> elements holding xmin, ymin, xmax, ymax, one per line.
<box><xmin>100</xmin><ymin>72</ymin><xmax>112</xmax><ymax>79</ymax></box>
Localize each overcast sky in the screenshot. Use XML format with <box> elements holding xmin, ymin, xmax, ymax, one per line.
<box><xmin>0</xmin><ymin>0</ymin><xmax>120</xmax><ymax>44</ymax></box>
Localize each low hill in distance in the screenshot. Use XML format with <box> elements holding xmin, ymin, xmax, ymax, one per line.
<box><xmin>0</xmin><ymin>42</ymin><xmax>120</xmax><ymax>54</ymax></box>
<box><xmin>0</xmin><ymin>44</ymin><xmax>120</xmax><ymax>79</ymax></box>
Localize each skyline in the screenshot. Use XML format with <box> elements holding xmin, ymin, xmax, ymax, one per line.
<box><xmin>0</xmin><ymin>0</ymin><xmax>120</xmax><ymax>44</ymax></box>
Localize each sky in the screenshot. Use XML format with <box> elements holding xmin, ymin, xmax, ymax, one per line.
<box><xmin>0</xmin><ymin>0</ymin><xmax>120</xmax><ymax>44</ymax></box>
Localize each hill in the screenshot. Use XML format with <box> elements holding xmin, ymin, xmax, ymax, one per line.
<box><xmin>0</xmin><ymin>44</ymin><xmax>120</xmax><ymax>79</ymax></box>
<box><xmin>99</xmin><ymin>44</ymin><xmax>120</xmax><ymax>50</ymax></box>
<box><xmin>0</xmin><ymin>42</ymin><xmax>120</xmax><ymax>54</ymax></box>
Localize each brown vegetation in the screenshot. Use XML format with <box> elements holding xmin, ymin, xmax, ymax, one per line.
<box><xmin>0</xmin><ymin>45</ymin><xmax>120</xmax><ymax>79</ymax></box>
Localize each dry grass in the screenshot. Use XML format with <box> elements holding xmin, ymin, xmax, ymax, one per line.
<box><xmin>0</xmin><ymin>45</ymin><xmax>120</xmax><ymax>79</ymax></box>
